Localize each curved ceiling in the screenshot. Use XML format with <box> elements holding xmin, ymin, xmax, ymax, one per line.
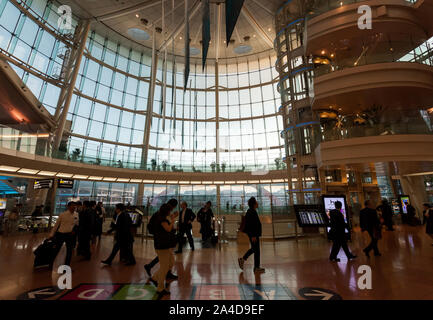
<box><xmin>59</xmin><ymin>0</ymin><xmax>282</xmax><ymax>61</ymax></box>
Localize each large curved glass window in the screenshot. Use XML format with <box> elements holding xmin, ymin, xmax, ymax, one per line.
<box><xmin>0</xmin><ymin>0</ymin><xmax>285</xmax><ymax>172</ymax></box>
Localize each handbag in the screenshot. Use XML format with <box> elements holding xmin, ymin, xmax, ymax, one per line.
<box><xmin>158</xmin><ymin>229</ymin><xmax>177</xmax><ymax>249</ymax></box>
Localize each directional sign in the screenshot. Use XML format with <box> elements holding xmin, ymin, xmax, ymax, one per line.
<box><xmin>298</xmin><ymin>287</ymin><xmax>342</xmax><ymax>300</ymax></box>
<box><xmin>241</xmin><ymin>284</ymin><xmax>297</xmax><ymax>300</ymax></box>
<box><xmin>111</xmin><ymin>284</ymin><xmax>157</xmax><ymax>300</ymax></box>
<box><xmin>17</xmin><ymin>286</ymin><xmax>63</xmax><ymax>300</ymax></box>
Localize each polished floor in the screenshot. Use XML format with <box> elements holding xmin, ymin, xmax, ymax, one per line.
<box><xmin>1</xmin><ymin>225</ymin><xmax>433</xmax><ymax>300</ymax></box>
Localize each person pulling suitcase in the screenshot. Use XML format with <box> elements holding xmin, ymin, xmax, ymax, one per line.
<box><xmin>50</xmin><ymin>202</ymin><xmax>79</xmax><ymax>266</ymax></box>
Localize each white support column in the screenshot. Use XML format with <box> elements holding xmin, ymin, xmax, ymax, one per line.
<box><xmin>53</xmin><ymin>20</ymin><xmax>91</xmax><ymax>150</ymax></box>
<box><xmin>142</xmin><ymin>30</ymin><xmax>159</xmax><ymax>168</ymax></box>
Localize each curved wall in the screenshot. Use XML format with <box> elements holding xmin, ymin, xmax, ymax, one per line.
<box><xmin>0</xmin><ymin>0</ymin><xmax>285</xmax><ymax>173</ymax></box>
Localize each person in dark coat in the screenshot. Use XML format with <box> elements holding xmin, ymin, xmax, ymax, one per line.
<box><xmin>238</xmin><ymin>197</ymin><xmax>265</xmax><ymax>273</ymax></box>
<box><xmin>328</xmin><ymin>201</ymin><xmax>357</xmax><ymax>262</ymax></box>
<box><xmin>197</xmin><ymin>201</ymin><xmax>214</xmax><ymax>242</ymax></box>
<box><xmin>93</xmin><ymin>201</ymin><xmax>105</xmax><ymax>243</ymax></box>
<box><xmin>423</xmin><ymin>203</ymin><xmax>433</xmax><ymax>245</ymax></box>
<box><xmin>377</xmin><ymin>198</ymin><xmax>394</xmax><ymax>231</ymax></box>
<box><xmin>175</xmin><ymin>201</ymin><xmax>196</xmax><ymax>254</ymax></box>
<box><xmin>101</xmin><ymin>203</ymin><xmax>136</xmax><ymax>266</ymax></box>
<box><xmin>360</xmin><ymin>200</ymin><xmax>382</xmax><ymax>257</ymax></box>
<box><xmin>77</xmin><ymin>201</ymin><xmax>94</xmax><ymax>260</ymax></box>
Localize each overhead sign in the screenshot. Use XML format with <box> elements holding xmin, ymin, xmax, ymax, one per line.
<box><xmin>298</xmin><ymin>287</ymin><xmax>342</xmax><ymax>300</ymax></box>
<box><xmin>58</xmin><ymin>179</ymin><xmax>74</xmax><ymax>189</ymax></box>
<box><xmin>34</xmin><ymin>179</ymin><xmax>53</xmax><ymax>189</ymax></box>
<box><xmin>16</xmin><ymin>286</ymin><xmax>63</xmax><ymax>300</ymax></box>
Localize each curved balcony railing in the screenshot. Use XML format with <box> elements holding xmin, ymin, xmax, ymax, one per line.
<box><xmin>306</xmin><ymin>0</ymin><xmax>418</xmax><ymax>20</ymax></box>
<box><xmin>313</xmin><ymin>38</ymin><xmax>433</xmax><ymax>78</ymax></box>
<box><xmin>0</xmin><ymin>126</ymin><xmax>287</xmax><ymax>173</ymax></box>
<box><xmin>320</xmin><ymin>116</ymin><xmax>433</xmax><ymax>142</ymax></box>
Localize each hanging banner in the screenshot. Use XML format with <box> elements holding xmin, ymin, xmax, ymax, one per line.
<box><xmin>225</xmin><ymin>0</ymin><xmax>245</xmax><ymax>45</ymax></box>
<box><xmin>184</xmin><ymin>0</ymin><xmax>190</xmax><ymax>91</ymax></box>
<box><xmin>202</xmin><ymin>0</ymin><xmax>211</xmax><ymax>70</ymax></box>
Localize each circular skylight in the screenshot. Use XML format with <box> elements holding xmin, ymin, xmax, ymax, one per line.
<box><xmin>127</xmin><ymin>28</ymin><xmax>150</xmax><ymax>41</ymax></box>
<box><xmin>183</xmin><ymin>47</ymin><xmax>201</xmax><ymax>56</ymax></box>
<box><xmin>234</xmin><ymin>44</ymin><xmax>252</xmax><ymax>54</ymax></box>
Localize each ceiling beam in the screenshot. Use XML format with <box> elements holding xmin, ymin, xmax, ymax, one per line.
<box><xmin>158</xmin><ymin>0</ymin><xmax>202</xmax><ymax>52</ymax></box>
<box><xmin>250</xmin><ymin>0</ymin><xmax>275</xmax><ymax>16</ymax></box>
<box><xmin>95</xmin><ymin>0</ymin><xmax>161</xmax><ymax>22</ymax></box>
<box><xmin>241</xmin><ymin>4</ymin><xmax>274</xmax><ymax>48</ymax></box>
<box><xmin>215</xmin><ymin>3</ymin><xmax>222</xmax><ymax>61</ymax></box>
<box><xmin>193</xmin><ymin>20</ymin><xmax>203</xmax><ymax>44</ymax></box>
<box><xmin>154</xmin><ymin>0</ymin><xmax>185</xmax><ymax>27</ymax></box>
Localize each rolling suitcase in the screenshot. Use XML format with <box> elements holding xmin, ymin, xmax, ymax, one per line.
<box><xmin>33</xmin><ymin>238</ymin><xmax>58</xmax><ymax>268</ymax></box>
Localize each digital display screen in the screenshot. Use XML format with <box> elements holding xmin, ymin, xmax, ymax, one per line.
<box><xmin>34</xmin><ymin>179</ymin><xmax>53</xmax><ymax>189</ymax></box>
<box><xmin>58</xmin><ymin>179</ymin><xmax>74</xmax><ymax>189</ymax></box>
<box><xmin>294</xmin><ymin>205</ymin><xmax>326</xmax><ymax>227</ymax></box>
<box><xmin>0</xmin><ymin>198</ymin><xmax>6</xmax><ymax>210</ymax></box>
<box><xmin>391</xmin><ymin>199</ymin><xmax>401</xmax><ymax>215</ymax></box>
<box><xmin>399</xmin><ymin>195</ymin><xmax>410</xmax><ymax>214</ymax></box>
<box><xmin>322</xmin><ymin>195</ymin><xmax>350</xmax><ymax>234</ymax></box>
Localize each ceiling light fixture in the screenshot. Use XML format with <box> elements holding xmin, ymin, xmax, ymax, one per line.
<box><xmin>0</xmin><ymin>165</ymin><xmax>20</xmax><ymax>172</ymax></box>
<box><xmin>37</xmin><ymin>171</ymin><xmax>56</xmax><ymax>176</ymax></box>
<box><xmin>18</xmin><ymin>169</ymin><xmax>39</xmax><ymax>174</ymax></box>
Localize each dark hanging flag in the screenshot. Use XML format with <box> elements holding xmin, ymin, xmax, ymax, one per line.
<box><xmin>202</xmin><ymin>0</ymin><xmax>211</xmax><ymax>70</ymax></box>
<box><xmin>184</xmin><ymin>0</ymin><xmax>190</xmax><ymax>91</ymax></box>
<box><xmin>225</xmin><ymin>0</ymin><xmax>245</xmax><ymax>45</ymax></box>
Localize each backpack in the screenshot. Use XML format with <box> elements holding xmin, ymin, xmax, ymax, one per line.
<box><xmin>147</xmin><ymin>213</ymin><xmax>157</xmax><ymax>235</ymax></box>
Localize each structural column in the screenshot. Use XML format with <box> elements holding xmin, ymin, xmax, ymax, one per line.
<box><xmin>215</xmin><ymin>61</ymin><xmax>220</xmax><ymax>165</ymax></box>
<box><xmin>52</xmin><ymin>19</ymin><xmax>91</xmax><ymax>150</ymax></box>
<box><xmin>142</xmin><ymin>30</ymin><xmax>158</xmax><ymax>169</ymax></box>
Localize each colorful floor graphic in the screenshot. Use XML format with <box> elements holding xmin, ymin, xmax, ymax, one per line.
<box><xmin>55</xmin><ymin>283</ymin><xmax>298</xmax><ymax>300</ymax></box>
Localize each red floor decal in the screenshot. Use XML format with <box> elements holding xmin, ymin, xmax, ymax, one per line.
<box><xmin>59</xmin><ymin>284</ymin><xmax>122</xmax><ymax>300</ymax></box>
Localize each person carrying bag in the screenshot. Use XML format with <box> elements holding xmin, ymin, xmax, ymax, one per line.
<box><xmin>150</xmin><ymin>204</ymin><xmax>178</xmax><ymax>298</ymax></box>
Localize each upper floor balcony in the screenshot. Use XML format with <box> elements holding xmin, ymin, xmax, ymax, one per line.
<box><xmin>305</xmin><ymin>0</ymin><xmax>433</xmax><ymax>58</ymax></box>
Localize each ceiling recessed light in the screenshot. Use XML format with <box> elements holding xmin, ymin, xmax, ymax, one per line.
<box><xmin>180</xmin><ymin>36</ymin><xmax>182</xmax><ymax>40</ymax></box>
<box><xmin>135</xmin><ymin>14</ymin><xmax>139</xmax><ymax>18</ymax></box>
<box><xmin>130</xmin><ymin>179</ymin><xmax>142</xmax><ymax>183</ymax></box>
<box><xmin>268</xmin><ymin>28</ymin><xmax>272</xmax><ymax>32</ymax></box>
<box><xmin>0</xmin><ymin>165</ymin><xmax>20</xmax><ymax>172</ymax></box>
<box><xmin>73</xmin><ymin>175</ymin><xmax>88</xmax><ymax>179</ymax></box>
<box><xmin>88</xmin><ymin>176</ymin><xmax>103</xmax><ymax>180</ymax></box>
<box><xmin>56</xmin><ymin>173</ymin><xmax>74</xmax><ymax>178</ymax></box>
<box><xmin>103</xmin><ymin>177</ymin><xmax>116</xmax><ymax>181</ymax></box>
<box><xmin>38</xmin><ymin>171</ymin><xmax>56</xmax><ymax>176</ymax></box>
<box><xmin>127</xmin><ymin>28</ymin><xmax>150</xmax><ymax>41</ymax></box>
<box><xmin>321</xmin><ymin>50</ymin><xmax>326</xmax><ymax>55</ymax></box>
<box><xmin>18</xmin><ymin>168</ymin><xmax>39</xmax><ymax>174</ymax></box>
<box><xmin>234</xmin><ymin>44</ymin><xmax>252</xmax><ymax>54</ymax></box>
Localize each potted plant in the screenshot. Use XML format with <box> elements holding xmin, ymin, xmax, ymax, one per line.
<box><xmin>221</xmin><ymin>162</ymin><xmax>226</xmax><ymax>172</ymax></box>
<box><xmin>162</xmin><ymin>160</ymin><xmax>168</xmax><ymax>172</ymax></box>
<box><xmin>274</xmin><ymin>158</ymin><xmax>281</xmax><ymax>170</ymax></box>
<box><xmin>95</xmin><ymin>157</ymin><xmax>101</xmax><ymax>165</ymax></box>
<box><xmin>71</xmin><ymin>148</ymin><xmax>81</xmax><ymax>162</ymax></box>
<box><xmin>210</xmin><ymin>161</ymin><xmax>216</xmax><ymax>173</ymax></box>
<box><xmin>151</xmin><ymin>159</ymin><xmax>157</xmax><ymax>171</ymax></box>
<box><xmin>117</xmin><ymin>160</ymin><xmax>123</xmax><ymax>168</ymax></box>
<box><xmin>216</xmin><ymin>164</ymin><xmax>220</xmax><ymax>172</ymax></box>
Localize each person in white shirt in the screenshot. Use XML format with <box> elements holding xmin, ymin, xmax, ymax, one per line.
<box><xmin>50</xmin><ymin>202</ymin><xmax>78</xmax><ymax>266</ymax></box>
